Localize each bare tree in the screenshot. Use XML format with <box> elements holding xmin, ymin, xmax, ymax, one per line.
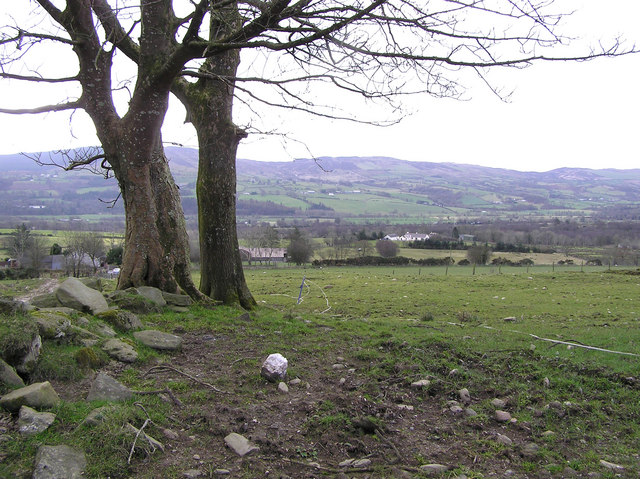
<box><xmin>1</xmin><ymin>0</ymin><xmax>633</xmax><ymax>304</ymax></box>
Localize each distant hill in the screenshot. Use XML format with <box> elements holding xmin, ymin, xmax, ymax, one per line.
<box><xmin>1</xmin><ymin>147</ymin><xmax>640</xmax><ymax>223</ymax></box>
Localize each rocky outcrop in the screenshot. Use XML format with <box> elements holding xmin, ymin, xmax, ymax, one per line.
<box><xmin>55</xmin><ymin>278</ymin><xmax>109</xmax><ymax>315</ymax></box>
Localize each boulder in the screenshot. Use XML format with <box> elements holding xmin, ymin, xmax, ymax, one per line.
<box><xmin>96</xmin><ymin>309</ymin><xmax>143</xmax><ymax>332</ymax></box>
<box><xmin>101</xmin><ymin>339</ymin><xmax>138</xmax><ymax>363</ymax></box>
<box><xmin>106</xmin><ymin>289</ymin><xmax>163</xmax><ymax>314</ymax></box>
<box><xmin>79</xmin><ymin>277</ymin><xmax>103</xmax><ymax>291</ymax></box>
<box><xmin>56</xmin><ymin>277</ymin><xmax>109</xmax><ymax>314</ymax></box>
<box><xmin>136</xmin><ymin>286</ymin><xmax>167</xmax><ymax>306</ymax></box>
<box><xmin>18</xmin><ymin>405</ymin><xmax>56</xmax><ymax>436</ymax></box>
<box><xmin>87</xmin><ymin>372</ymin><xmax>133</xmax><ymax>402</ymax></box>
<box><xmin>0</xmin><ymin>381</ymin><xmax>60</xmax><ymax>413</ymax></box>
<box><xmin>33</xmin><ymin>445</ymin><xmax>87</xmax><ymax>479</ymax></box>
<box><xmin>260</xmin><ymin>353</ymin><xmax>288</xmax><ymax>382</ymax></box>
<box><xmin>30</xmin><ymin>293</ymin><xmax>62</xmax><ymax>309</ymax></box>
<box><xmin>33</xmin><ymin>313</ymin><xmax>71</xmax><ymax>339</ymax></box>
<box><xmin>0</xmin><ymin>358</ymin><xmax>25</xmax><ymax>388</ymax></box>
<box><xmin>133</xmin><ymin>330</ymin><xmax>183</xmax><ymax>351</ymax></box>
<box><xmin>0</xmin><ymin>297</ymin><xmax>29</xmax><ymax>315</ymax></box>
<box><xmin>162</xmin><ymin>291</ymin><xmax>193</xmax><ymax>307</ymax></box>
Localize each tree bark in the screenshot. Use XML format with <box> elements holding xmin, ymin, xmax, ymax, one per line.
<box><xmin>173</xmin><ymin>49</ymin><xmax>256</xmax><ymax>308</ymax></box>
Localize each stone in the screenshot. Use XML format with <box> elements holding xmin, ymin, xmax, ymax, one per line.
<box><xmin>397</xmin><ymin>404</ymin><xmax>414</xmax><ymax>411</ymax></box>
<box><xmin>332</xmin><ymin>363</ymin><xmax>345</xmax><ymax>370</ymax></box>
<box><xmin>224</xmin><ymin>432</ymin><xmax>259</xmax><ymax>456</ymax></box>
<box><xmin>504</xmin><ymin>316</ymin><xmax>517</xmax><ymax>322</ymax></box>
<box><xmin>30</xmin><ymin>293</ymin><xmax>63</xmax><ymax>308</ymax></box>
<box><xmin>260</xmin><ymin>353</ymin><xmax>288</xmax><ymax>382</ymax></box>
<box><xmin>33</xmin><ymin>445</ymin><xmax>87</xmax><ymax>479</ymax></box>
<box><xmin>162</xmin><ymin>291</ymin><xmax>193</xmax><ymax>307</ymax></box>
<box><xmin>125</xmin><ymin>423</ymin><xmax>164</xmax><ymax>452</ymax></box>
<box><xmin>411</xmin><ymin>379</ymin><xmax>430</xmax><ymax>388</ymax></box>
<box><xmin>0</xmin><ymin>357</ymin><xmax>25</xmax><ymax>388</ymax></box>
<box><xmin>133</xmin><ymin>330</ymin><xmax>183</xmax><ymax>351</ymax></box>
<box><xmin>18</xmin><ymin>405</ymin><xmax>56</xmax><ymax>436</ymax></box>
<box><xmin>93</xmin><ymin>322</ymin><xmax>117</xmax><ymax>338</ymax></box>
<box><xmin>83</xmin><ymin>406</ymin><xmax>111</xmax><ymax>426</ymax></box>
<box><xmin>278</xmin><ymin>382</ymin><xmax>289</xmax><ymax>393</ymax></box>
<box><xmin>465</xmin><ymin>408</ymin><xmax>478</xmax><ymax>417</ymax></box>
<box><xmin>599</xmin><ymin>460</ymin><xmax>624</xmax><ymax>471</ymax></box>
<box><xmin>16</xmin><ymin>333</ymin><xmax>42</xmax><ymax>374</ymax></box>
<box><xmin>520</xmin><ymin>442</ymin><xmax>540</xmax><ymax>458</ymax></box>
<box><xmin>96</xmin><ymin>309</ymin><xmax>143</xmax><ymax>332</ymax></box>
<box><xmin>289</xmin><ymin>378</ymin><xmax>302</xmax><ymax>385</ymax></box>
<box><xmin>0</xmin><ymin>297</ymin><xmax>29</xmax><ymax>315</ymax></box>
<box><xmin>136</xmin><ymin>286</ymin><xmax>167</xmax><ymax>306</ymax></box>
<box><xmin>459</xmin><ymin>388</ymin><xmax>471</xmax><ymax>404</ymax></box>
<box><xmin>106</xmin><ymin>289</ymin><xmax>162</xmax><ymax>314</ymax></box>
<box><xmin>494</xmin><ymin>410</ymin><xmax>512</xmax><ymax>423</ymax></box>
<box><xmin>87</xmin><ymin>373</ymin><xmax>133</xmax><ymax>402</ymax></box>
<box><xmin>162</xmin><ymin>428</ymin><xmax>179</xmax><ymax>440</ymax></box>
<box><xmin>56</xmin><ymin>277</ymin><xmax>109</xmax><ymax>314</ymax></box>
<box><xmin>542</xmin><ymin>377</ymin><xmax>550</xmax><ymax>388</ymax></box>
<box><xmin>496</xmin><ymin>433</ymin><xmax>513</xmax><ymax>446</ymax></box>
<box><xmin>183</xmin><ymin>470</ymin><xmax>203</xmax><ymax>479</ymax></box>
<box><xmin>33</xmin><ymin>314</ymin><xmax>71</xmax><ymax>339</ymax></box>
<box><xmin>338</xmin><ymin>458</ymin><xmax>371</xmax><ymax>468</ymax></box>
<box><xmin>491</xmin><ymin>398</ymin><xmax>506</xmax><ymax>408</ymax></box>
<box><xmin>419</xmin><ymin>464</ymin><xmax>449</xmax><ymax>475</ymax></box>
<box><xmin>0</xmin><ymin>381</ymin><xmax>60</xmax><ymax>413</ymax></box>
<box><xmin>213</xmin><ymin>469</ymin><xmax>230</xmax><ymax>475</ymax></box>
<box><xmin>450</xmin><ymin>405</ymin><xmax>464</xmax><ymax>414</ymax></box>
<box><xmin>102</xmin><ymin>338</ymin><xmax>138</xmax><ymax>363</ymax></box>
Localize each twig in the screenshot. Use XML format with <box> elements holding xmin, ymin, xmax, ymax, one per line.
<box><xmin>375</xmin><ymin>428</ymin><xmax>404</xmax><ymax>464</ymax></box>
<box><xmin>127</xmin><ymin>403</ymin><xmax>153</xmax><ymax>465</ymax></box>
<box><xmin>231</xmin><ymin>356</ymin><xmax>259</xmax><ymax>365</ymax></box>
<box><xmin>144</xmin><ymin>364</ymin><xmax>228</xmax><ymax>393</ymax></box>
<box><xmin>281</xmin><ymin>458</ymin><xmax>373</xmax><ymax>473</ymax></box>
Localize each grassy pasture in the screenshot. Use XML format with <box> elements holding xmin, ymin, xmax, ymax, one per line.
<box><xmin>245</xmin><ymin>266</ymin><xmax>640</xmax><ymax>375</ymax></box>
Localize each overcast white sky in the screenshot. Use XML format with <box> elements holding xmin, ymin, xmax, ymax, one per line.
<box><xmin>1</xmin><ymin>0</ymin><xmax>639</xmax><ymax>172</ymax></box>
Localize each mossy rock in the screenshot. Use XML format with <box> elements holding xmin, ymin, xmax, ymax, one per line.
<box><xmin>95</xmin><ymin>309</ymin><xmax>143</xmax><ymax>332</ymax></box>
<box><xmin>30</xmin><ymin>293</ymin><xmax>62</xmax><ymax>309</ymax></box>
<box><xmin>105</xmin><ymin>290</ymin><xmax>163</xmax><ymax>314</ymax></box>
<box><xmin>75</xmin><ymin>347</ymin><xmax>106</xmax><ymax>370</ymax></box>
<box><xmin>0</xmin><ymin>315</ymin><xmax>40</xmax><ymax>367</ymax></box>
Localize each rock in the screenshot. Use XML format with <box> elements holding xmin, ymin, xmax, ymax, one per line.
<box><xmin>83</xmin><ymin>406</ymin><xmax>111</xmax><ymax>426</ymax></box>
<box><xmin>30</xmin><ymin>293</ymin><xmax>62</xmax><ymax>308</ymax></box>
<box><xmin>0</xmin><ymin>297</ymin><xmax>29</xmax><ymax>315</ymax></box>
<box><xmin>56</xmin><ymin>277</ymin><xmax>109</xmax><ymax>314</ymax></box>
<box><xmin>503</xmin><ymin>316</ymin><xmax>516</xmax><ymax>322</ymax></box>
<box><xmin>419</xmin><ymin>464</ymin><xmax>449</xmax><ymax>475</ymax></box>
<box><xmin>450</xmin><ymin>405</ymin><xmax>464</xmax><ymax>414</ymax></box>
<box><xmin>96</xmin><ymin>309</ymin><xmax>143</xmax><ymax>332</ymax></box>
<box><xmin>235</xmin><ymin>312</ymin><xmax>251</xmax><ymax>322</ymax></box>
<box><xmin>278</xmin><ymin>382</ymin><xmax>289</xmax><ymax>393</ymax></box>
<box><xmin>213</xmin><ymin>469</ymin><xmax>230</xmax><ymax>475</ymax></box>
<box><xmin>33</xmin><ymin>445</ymin><xmax>87</xmax><ymax>479</ymax></box>
<box><xmin>133</xmin><ymin>330</ymin><xmax>183</xmax><ymax>351</ymax></box>
<box><xmin>224</xmin><ymin>432</ymin><xmax>259</xmax><ymax>456</ymax></box>
<box><xmin>136</xmin><ymin>286</ymin><xmax>167</xmax><ymax>306</ymax></box>
<box><xmin>260</xmin><ymin>353</ymin><xmax>288</xmax><ymax>382</ymax></box>
<box><xmin>459</xmin><ymin>388</ymin><xmax>471</xmax><ymax>404</ymax></box>
<box><xmin>33</xmin><ymin>313</ymin><xmax>71</xmax><ymax>339</ymax></box>
<box><xmin>397</xmin><ymin>404</ymin><xmax>414</xmax><ymax>411</ymax></box>
<box><xmin>599</xmin><ymin>460</ymin><xmax>624</xmax><ymax>471</ymax></box>
<box><xmin>162</xmin><ymin>291</ymin><xmax>193</xmax><ymax>307</ymax></box>
<box><xmin>542</xmin><ymin>430</ymin><xmax>555</xmax><ymax>437</ymax></box>
<box><xmin>491</xmin><ymin>398</ymin><xmax>506</xmax><ymax>408</ymax></box>
<box><xmin>494</xmin><ymin>410</ymin><xmax>512</xmax><ymax>423</ymax></box>
<box><xmin>411</xmin><ymin>379</ymin><xmax>430</xmax><ymax>388</ymax></box>
<box><xmin>18</xmin><ymin>405</ymin><xmax>56</xmax><ymax>436</ymax></box>
<box><xmin>496</xmin><ymin>433</ymin><xmax>513</xmax><ymax>446</ymax></box>
<box><xmin>542</xmin><ymin>377</ymin><xmax>550</xmax><ymax>388</ymax></box>
<box><xmin>0</xmin><ymin>358</ymin><xmax>25</xmax><ymax>388</ymax></box>
<box><xmin>183</xmin><ymin>470</ymin><xmax>203</xmax><ymax>479</ymax></box>
<box><xmin>93</xmin><ymin>322</ymin><xmax>117</xmax><ymax>338</ymax></box>
<box><xmin>125</xmin><ymin>423</ymin><xmax>164</xmax><ymax>452</ymax></box>
<box><xmin>0</xmin><ymin>381</ymin><xmax>60</xmax><ymax>413</ymax></box>
<box><xmin>465</xmin><ymin>408</ymin><xmax>478</xmax><ymax>417</ymax></box>
<box><xmin>338</xmin><ymin>458</ymin><xmax>371</xmax><ymax>468</ymax></box>
<box><xmin>162</xmin><ymin>428</ymin><xmax>179</xmax><ymax>440</ymax></box>
<box><xmin>289</xmin><ymin>378</ymin><xmax>302</xmax><ymax>385</ymax></box>
<box><xmin>87</xmin><ymin>373</ymin><xmax>133</xmax><ymax>402</ymax></box>
<box><xmin>520</xmin><ymin>442</ymin><xmax>540</xmax><ymax>458</ymax></box>
<box><xmin>102</xmin><ymin>338</ymin><xmax>138</xmax><ymax>363</ymax></box>
<box><xmin>16</xmin><ymin>333</ymin><xmax>42</xmax><ymax>374</ymax></box>
<box><xmin>106</xmin><ymin>289</ymin><xmax>162</xmax><ymax>314</ymax></box>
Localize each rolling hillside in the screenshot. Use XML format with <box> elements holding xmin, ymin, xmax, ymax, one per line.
<box><xmin>1</xmin><ymin>147</ymin><xmax>639</xmax><ymax>224</ymax></box>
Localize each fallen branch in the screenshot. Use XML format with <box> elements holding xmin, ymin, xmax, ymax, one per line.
<box><xmin>132</xmin><ymin>388</ymin><xmax>183</xmax><ymax>407</ymax></box>
<box><xmin>144</xmin><ymin>364</ymin><xmax>228</xmax><ymax>393</ymax></box>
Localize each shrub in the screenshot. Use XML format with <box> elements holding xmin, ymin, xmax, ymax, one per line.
<box><xmin>376</xmin><ymin>240</ymin><xmax>399</xmax><ymax>258</ymax></box>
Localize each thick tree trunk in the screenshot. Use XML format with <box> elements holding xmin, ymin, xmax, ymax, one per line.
<box><xmin>174</xmin><ymin>49</ymin><xmax>256</xmax><ymax>308</ymax></box>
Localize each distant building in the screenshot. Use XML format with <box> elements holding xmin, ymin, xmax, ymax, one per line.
<box><xmin>459</xmin><ymin>234</ymin><xmax>475</xmax><ymax>242</ymax></box>
<box><xmin>400</xmin><ymin>232</ymin><xmax>430</xmax><ymax>241</ymax></box>
<box><xmin>239</xmin><ymin>247</ymin><xmax>287</xmax><ymax>264</ymax></box>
